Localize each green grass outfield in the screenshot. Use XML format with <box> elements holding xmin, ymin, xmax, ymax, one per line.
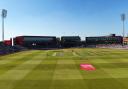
<box><xmin>0</xmin><ymin>48</ymin><xmax>128</xmax><ymax>89</ymax></box>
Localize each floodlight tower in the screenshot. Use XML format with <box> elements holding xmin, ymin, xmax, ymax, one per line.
<box><xmin>1</xmin><ymin>9</ymin><xmax>7</xmax><ymax>42</ymax></box>
<box><xmin>121</xmin><ymin>13</ymin><xmax>126</xmax><ymax>38</ymax></box>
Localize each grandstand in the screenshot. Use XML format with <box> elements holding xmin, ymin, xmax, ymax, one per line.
<box><xmin>61</xmin><ymin>36</ymin><xmax>82</xmax><ymax>48</ymax></box>
<box><xmin>86</xmin><ymin>34</ymin><xmax>123</xmax><ymax>47</ymax></box>
<box><xmin>0</xmin><ymin>34</ymin><xmax>128</xmax><ymax>53</ymax></box>
<box><xmin>0</xmin><ymin>42</ymin><xmax>26</xmax><ymax>55</ymax></box>
<box><xmin>13</xmin><ymin>36</ymin><xmax>58</xmax><ymax>49</ymax></box>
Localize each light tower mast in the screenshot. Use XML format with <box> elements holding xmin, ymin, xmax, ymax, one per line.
<box><xmin>121</xmin><ymin>13</ymin><xmax>126</xmax><ymax>38</ymax></box>
<box><xmin>1</xmin><ymin>9</ymin><xmax>7</xmax><ymax>42</ymax></box>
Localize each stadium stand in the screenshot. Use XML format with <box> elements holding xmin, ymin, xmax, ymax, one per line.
<box><xmin>86</xmin><ymin>34</ymin><xmax>123</xmax><ymax>47</ymax></box>
<box><xmin>1</xmin><ymin>34</ymin><xmax>128</xmax><ymax>54</ymax></box>
<box><xmin>13</xmin><ymin>36</ymin><xmax>58</xmax><ymax>49</ymax></box>
<box><xmin>61</xmin><ymin>36</ymin><xmax>82</xmax><ymax>48</ymax></box>
<box><xmin>0</xmin><ymin>42</ymin><xmax>27</xmax><ymax>55</ymax></box>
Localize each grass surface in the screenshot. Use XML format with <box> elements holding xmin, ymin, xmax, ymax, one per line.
<box><xmin>0</xmin><ymin>48</ymin><xmax>128</xmax><ymax>89</ymax></box>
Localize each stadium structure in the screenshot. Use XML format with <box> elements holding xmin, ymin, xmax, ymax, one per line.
<box><xmin>86</xmin><ymin>34</ymin><xmax>123</xmax><ymax>47</ymax></box>
<box><xmin>1</xmin><ymin>34</ymin><xmax>126</xmax><ymax>49</ymax></box>
<box><xmin>61</xmin><ymin>36</ymin><xmax>82</xmax><ymax>48</ymax></box>
<box><xmin>13</xmin><ymin>36</ymin><xmax>59</xmax><ymax>49</ymax></box>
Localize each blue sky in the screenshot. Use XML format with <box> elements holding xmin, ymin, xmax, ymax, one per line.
<box><xmin>0</xmin><ymin>0</ymin><xmax>128</xmax><ymax>40</ymax></box>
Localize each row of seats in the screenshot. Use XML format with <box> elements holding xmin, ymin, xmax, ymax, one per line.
<box><xmin>96</xmin><ymin>44</ymin><xmax>123</xmax><ymax>48</ymax></box>
<box><xmin>0</xmin><ymin>44</ymin><xmax>27</xmax><ymax>55</ymax></box>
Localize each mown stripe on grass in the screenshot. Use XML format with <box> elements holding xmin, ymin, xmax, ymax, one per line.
<box><xmin>0</xmin><ymin>50</ymin><xmax>37</xmax><ymax>60</ymax></box>
<box><xmin>13</xmin><ymin>54</ymin><xmax>58</xmax><ymax>89</ymax></box>
<box><xmin>53</xmin><ymin>59</ymin><xmax>83</xmax><ymax>80</ymax></box>
<box><xmin>50</xmin><ymin>79</ymin><xmax>88</xmax><ymax>89</ymax></box>
<box><xmin>0</xmin><ymin>51</ymin><xmax>44</xmax><ymax>89</ymax></box>
<box><xmin>74</xmin><ymin>61</ymin><xmax>127</xmax><ymax>89</ymax></box>
<box><xmin>72</xmin><ymin>52</ymin><xmax>81</xmax><ymax>57</ymax></box>
<box><xmin>0</xmin><ymin>50</ymin><xmax>40</xmax><ymax>64</ymax></box>
<box><xmin>0</xmin><ymin>51</ymin><xmax>43</xmax><ymax>80</ymax></box>
<box><xmin>84</xmin><ymin>78</ymin><xmax>127</xmax><ymax>89</ymax></box>
<box><xmin>0</xmin><ymin>51</ymin><xmax>41</xmax><ymax>75</ymax></box>
<box><xmin>52</xmin><ymin>52</ymin><xmax>57</xmax><ymax>56</ymax></box>
<box><xmin>102</xmin><ymin>68</ymin><xmax>128</xmax><ymax>78</ymax></box>
<box><xmin>50</xmin><ymin>59</ymin><xmax>87</xmax><ymax>89</ymax></box>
